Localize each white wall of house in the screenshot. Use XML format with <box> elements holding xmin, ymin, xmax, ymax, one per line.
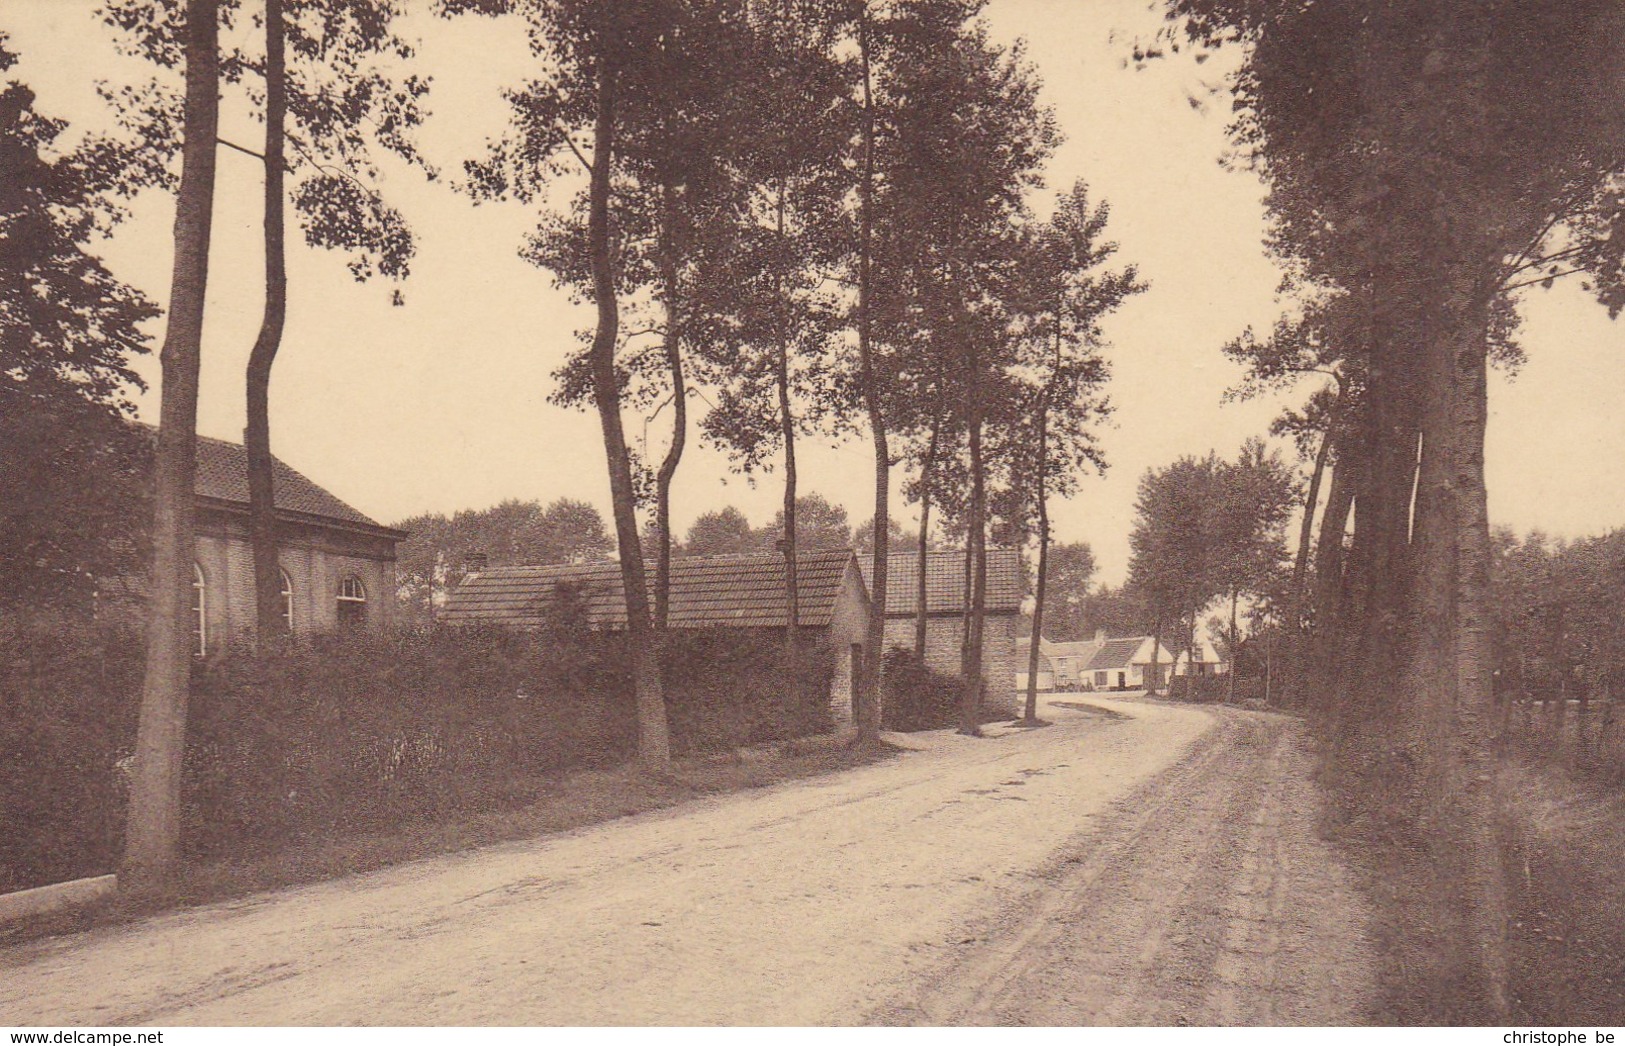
<box><xmin>1173</xmin><ymin>639</ymin><xmax>1231</xmax><ymax>676</ymax></box>
<box><xmin>822</xmin><ymin>559</ymin><xmax>872</xmax><ymax>726</ymax></box>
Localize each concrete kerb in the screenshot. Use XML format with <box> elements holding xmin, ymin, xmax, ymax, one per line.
<box><xmin>0</xmin><ymin>875</ymin><xmax>116</xmax><ymax>924</ymax></box>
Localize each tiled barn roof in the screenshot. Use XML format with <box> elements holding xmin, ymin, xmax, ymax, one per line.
<box><xmin>191</xmin><ymin>434</ymin><xmax>388</xmax><ymax>529</ymax></box>
<box><xmin>442</xmin><ymin>548</ymin><xmax>864</xmax><ymax>630</ymax></box>
<box><xmin>858</xmin><ymin>549</ymin><xmax>1023</xmax><ymax>615</ymax></box>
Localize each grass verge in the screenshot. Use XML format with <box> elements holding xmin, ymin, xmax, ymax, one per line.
<box><xmin>1</xmin><ymin>732</ymin><xmax>896</xmax><ymax>949</ymax></box>
<box><xmin>1500</xmin><ymin>759</ymin><xmax>1625</xmax><ymax>1024</ymax></box>
<box><xmin>1318</xmin><ymin>727</ymin><xmax>1625</xmax><ymax>1025</ymax></box>
<box><xmin>1316</xmin><ymin>730</ymin><xmax>1493</xmax><ymax>1024</ymax></box>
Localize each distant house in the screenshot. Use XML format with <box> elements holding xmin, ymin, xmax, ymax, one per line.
<box><xmin>1015</xmin><ymin>637</ymin><xmax>1056</xmax><ymax>693</ymax></box>
<box><xmin>1172</xmin><ymin>637</ymin><xmax>1230</xmax><ymax>677</ymax></box>
<box><xmin>442</xmin><ymin>548</ymin><xmax>871</xmax><ymax>725</ymax></box>
<box><xmin>1083</xmin><ymin>634</ymin><xmax>1176</xmax><ymax>692</ymax></box>
<box><xmin>859</xmin><ymin>549</ymin><xmax>1024</xmax><ymax>716</ymax></box>
<box><xmin>142</xmin><ymin>433</ymin><xmax>404</xmax><ymax>654</ymax></box>
<box><xmin>1016</xmin><ymin>636</ymin><xmax>1097</xmax><ymax>692</ymax></box>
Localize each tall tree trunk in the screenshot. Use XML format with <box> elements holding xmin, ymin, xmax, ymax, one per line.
<box><xmin>124</xmin><ymin>0</ymin><xmax>221</xmax><ymax>884</ymax></box>
<box><xmin>1148</xmin><ymin>615</ymin><xmax>1163</xmax><ymax>696</ymax></box>
<box><xmin>1227</xmin><ymin>587</ymin><xmax>1239</xmax><ymax>704</ymax></box>
<box><xmin>915</xmin><ymin>412</ymin><xmax>940</xmax><ymax>658</ymax></box>
<box><xmin>1408</xmin><ymin>264</ymin><xmax>1508</xmax><ymax>1019</ymax></box>
<box><xmin>960</xmin><ymin>525</ymin><xmax>973</xmax><ymax>674</ymax></box>
<box><xmin>1309</xmin><ymin>435</ymin><xmax>1358</xmax><ymax>720</ymax></box>
<box><xmin>1292</xmin><ymin>403</ymin><xmax>1336</xmax><ymax>628</ymax></box>
<box><xmin>246</xmin><ymin>0</ymin><xmax>287</xmax><ymax>638</ymax></box>
<box><xmin>653</xmin><ymin>183</ymin><xmax>684</xmax><ymax>633</ymax></box>
<box><xmin>1446</xmin><ymin>275</ymin><xmax>1510</xmax><ymax>1018</ymax></box>
<box><xmin>1282</xmin><ymin>408</ymin><xmax>1334</xmax><ymax>707</ymax></box>
<box><xmin>774</xmin><ymin>185</ymin><xmax>800</xmax><ymax>702</ymax></box>
<box><xmin>854</xmin><ymin>11</ymin><xmax>884</xmax><ymax>742</ymax></box>
<box><xmin>1024</xmin><ymin>404</ymin><xmax>1049</xmax><ymax>725</ymax></box>
<box><xmin>587</xmin><ymin>69</ymin><xmax>668</xmax><ymax>767</ymax></box>
<box><xmin>960</xmin><ymin>346</ymin><xmax>986</xmax><ymax>737</ymax></box>
<box><xmin>1342</xmin><ymin>291</ymin><xmax>1422</xmax><ymax>721</ymax></box>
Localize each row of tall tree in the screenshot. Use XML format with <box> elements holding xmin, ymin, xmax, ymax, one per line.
<box><xmin>102</xmin><ymin>0</ymin><xmax>431</xmax><ymax>882</ymax></box>
<box><xmin>448</xmin><ymin>0</ymin><xmax>1142</xmax><ymax>744</ymax></box>
<box><xmin>1161</xmin><ymin>0</ymin><xmax>1625</xmax><ymax>1014</ymax></box>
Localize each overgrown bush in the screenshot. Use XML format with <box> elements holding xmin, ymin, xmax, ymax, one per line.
<box><xmin>0</xmin><ymin>617</ymin><xmax>143</xmax><ymax>893</ymax></box>
<box><xmin>661</xmin><ymin>629</ymin><xmax>833</xmax><ymax>754</ymax></box>
<box><xmin>1167</xmin><ymin>673</ymin><xmax>1233</xmax><ymax>703</ymax></box>
<box><xmin>183</xmin><ymin>621</ymin><xmax>635</xmax><ymax>858</ymax></box>
<box><xmin>881</xmin><ymin>647</ymin><xmax>969</xmax><ymax>732</ymax></box>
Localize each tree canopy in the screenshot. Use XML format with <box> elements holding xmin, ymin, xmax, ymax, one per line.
<box><xmin>0</xmin><ymin>34</ymin><xmax>156</xmax><ymax>610</ymax></box>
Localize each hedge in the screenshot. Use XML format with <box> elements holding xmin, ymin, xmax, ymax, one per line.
<box><xmin>2</xmin><ymin>618</ymin><xmax>833</xmax><ymax>892</ymax></box>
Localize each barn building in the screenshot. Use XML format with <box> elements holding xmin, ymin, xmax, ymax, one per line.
<box><xmin>441</xmin><ymin>548</ymin><xmax>872</xmax><ymax>726</ymax></box>
<box><xmin>860</xmin><ymin>549</ymin><xmax>1024</xmax><ymax>717</ymax></box>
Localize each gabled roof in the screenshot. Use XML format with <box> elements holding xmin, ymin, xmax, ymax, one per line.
<box><xmin>1045</xmin><ymin>639</ymin><xmax>1104</xmax><ymax>661</ymax></box>
<box><xmin>192</xmin><ymin>434</ymin><xmax>392</xmax><ymax>530</ymax></box>
<box><xmin>1087</xmin><ymin>637</ymin><xmax>1152</xmax><ymax>671</ymax></box>
<box><xmin>442</xmin><ymin>548</ymin><xmax>864</xmax><ymax>630</ymax></box>
<box><xmin>858</xmin><ymin>549</ymin><xmax>1022</xmax><ymax>615</ymax></box>
<box><xmin>141</xmin><ymin>424</ymin><xmax>402</xmax><ymax>537</ymax></box>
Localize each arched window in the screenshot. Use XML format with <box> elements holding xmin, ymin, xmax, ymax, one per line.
<box><xmin>192</xmin><ymin>563</ymin><xmax>207</xmax><ymax>656</ymax></box>
<box><xmin>337</xmin><ymin>574</ymin><xmax>367</xmax><ymax>627</ymax></box>
<box><xmin>279</xmin><ymin>568</ymin><xmax>294</xmax><ymax>630</ymax></box>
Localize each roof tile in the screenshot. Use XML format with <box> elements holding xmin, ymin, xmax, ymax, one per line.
<box><xmin>858</xmin><ymin>549</ymin><xmax>1022</xmax><ymax>615</ymax></box>
<box><xmin>191</xmin><ymin>434</ymin><xmax>383</xmax><ymax>527</ymax></box>
<box><xmin>443</xmin><ymin>549</ymin><xmax>863</xmax><ymax>630</ymax></box>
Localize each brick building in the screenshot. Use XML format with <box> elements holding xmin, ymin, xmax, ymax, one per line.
<box><xmin>860</xmin><ymin>549</ymin><xmax>1025</xmax><ymax>716</ymax></box>
<box><xmin>184</xmin><ymin>434</ymin><xmax>404</xmax><ymax>653</ymax></box>
<box><xmin>442</xmin><ymin>548</ymin><xmax>872</xmax><ymax>726</ymax></box>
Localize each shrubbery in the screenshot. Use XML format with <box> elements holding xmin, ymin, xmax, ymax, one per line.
<box><xmin>0</xmin><ymin>617</ymin><xmax>143</xmax><ymax>893</ymax></box>
<box><xmin>881</xmin><ymin>647</ymin><xmax>968</xmax><ymax>732</ymax></box>
<box><xmin>1166</xmin><ymin>673</ymin><xmax>1233</xmax><ymax>703</ymax></box>
<box><xmin>183</xmin><ymin>621</ymin><xmax>635</xmax><ymax>858</ymax></box>
<box><xmin>3</xmin><ymin>615</ymin><xmax>836</xmax><ymax>891</ymax></box>
<box><xmin>661</xmin><ymin>629</ymin><xmax>834</xmax><ymax>754</ymax></box>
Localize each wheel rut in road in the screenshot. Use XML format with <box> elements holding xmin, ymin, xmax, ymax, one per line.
<box><xmin>875</xmin><ymin>709</ymin><xmax>1377</xmax><ymax>1026</ymax></box>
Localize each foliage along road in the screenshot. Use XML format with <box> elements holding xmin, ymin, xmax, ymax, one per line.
<box><xmin>0</xmin><ymin>696</ymin><xmax>1375</xmax><ymax>1025</ymax></box>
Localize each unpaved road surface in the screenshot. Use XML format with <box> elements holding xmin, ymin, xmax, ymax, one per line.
<box><xmin>1</xmin><ymin>698</ymin><xmax>1375</xmax><ymax>1025</ymax></box>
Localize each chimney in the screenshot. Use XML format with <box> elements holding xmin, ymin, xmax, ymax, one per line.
<box><xmin>1095</xmin><ymin>629</ymin><xmax>1107</xmax><ymax>644</ymax></box>
<box><xmin>465</xmin><ymin>552</ymin><xmax>488</xmax><ymax>574</ymax></box>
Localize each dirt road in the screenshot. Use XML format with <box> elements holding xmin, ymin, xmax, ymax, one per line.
<box><xmin>1</xmin><ymin>697</ymin><xmax>1375</xmax><ymax>1025</ymax></box>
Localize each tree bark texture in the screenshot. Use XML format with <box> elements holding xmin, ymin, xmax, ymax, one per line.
<box><xmin>1292</xmin><ymin>405</ymin><xmax>1336</xmax><ymax>629</ymax></box>
<box><xmin>653</xmin><ymin>183</ymin><xmax>684</xmax><ymax>633</ymax></box>
<box><xmin>124</xmin><ymin>0</ymin><xmax>221</xmax><ymax>884</ymax></box>
<box><xmin>588</xmin><ymin>70</ymin><xmax>669</xmax><ymax>766</ymax></box>
<box><xmin>1024</xmin><ymin>404</ymin><xmax>1048</xmax><ymax>724</ymax></box>
<box><xmin>1341</xmin><ymin>294</ymin><xmax>1422</xmax><ymax>722</ymax></box>
<box><xmin>246</xmin><ymin>0</ymin><xmax>288</xmax><ymax>637</ymax></box>
<box><xmin>774</xmin><ymin>187</ymin><xmax>800</xmax><ymax>699</ymax></box>
<box><xmin>959</xmin><ymin>344</ymin><xmax>986</xmax><ymax>737</ymax></box>
<box><xmin>854</xmin><ymin>11</ymin><xmax>883</xmax><ymax>741</ymax></box>
<box><xmin>915</xmin><ymin>412</ymin><xmax>940</xmax><ymax>658</ymax></box>
<box><xmin>1309</xmin><ymin>449</ymin><xmax>1357</xmax><ymax>721</ymax></box>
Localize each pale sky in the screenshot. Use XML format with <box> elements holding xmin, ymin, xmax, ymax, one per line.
<box><xmin>10</xmin><ymin>0</ymin><xmax>1625</xmax><ymax>585</ymax></box>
